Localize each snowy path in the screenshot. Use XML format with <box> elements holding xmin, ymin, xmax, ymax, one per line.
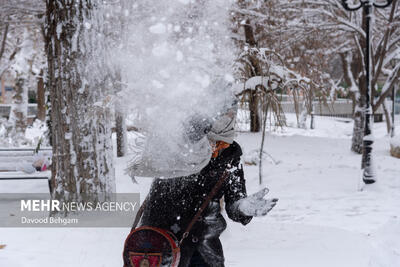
<box><xmin>237</xmin><ymin>133</ymin><xmax>400</xmax><ymax>234</ymax></box>
<box><xmin>1</xmin><ymin>120</ymin><xmax>399</xmax><ymax>266</ymax></box>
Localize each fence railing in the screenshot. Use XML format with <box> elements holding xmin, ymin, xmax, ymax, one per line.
<box><xmin>240</xmin><ymin>99</ymin><xmax>400</xmax><ymax>120</ymax></box>
<box><xmin>2</xmin><ymin>101</ymin><xmax>399</xmax><ymax>121</ymax></box>
<box><xmin>280</xmin><ymin>100</ymin><xmax>357</xmax><ymax>118</ymax></box>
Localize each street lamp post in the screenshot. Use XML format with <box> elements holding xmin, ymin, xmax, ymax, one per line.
<box><xmin>341</xmin><ymin>0</ymin><xmax>393</xmax><ymax>185</ymax></box>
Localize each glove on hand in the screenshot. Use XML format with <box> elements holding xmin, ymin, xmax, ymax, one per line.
<box><xmin>237</xmin><ymin>188</ymin><xmax>278</xmax><ymax>217</ymax></box>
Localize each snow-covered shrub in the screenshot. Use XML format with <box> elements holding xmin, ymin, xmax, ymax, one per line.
<box><xmin>0</xmin><ymin>118</ymin><xmax>48</xmax><ymax>147</ymax></box>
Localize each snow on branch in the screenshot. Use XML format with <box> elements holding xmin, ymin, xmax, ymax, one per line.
<box><xmin>380</xmin><ymin>60</ymin><xmax>400</xmax><ymax>97</ymax></box>
<box><xmin>233</xmin><ymin>52</ymin><xmax>310</xmax><ymax>94</ymax></box>
<box><xmin>302</xmin><ymin>7</ymin><xmax>366</xmax><ymax>38</ymax></box>
<box><xmin>382</xmin><ymin>47</ymin><xmax>400</xmax><ymax>68</ymax></box>
<box><xmin>343</xmin><ymin>51</ymin><xmax>359</xmax><ymax>94</ymax></box>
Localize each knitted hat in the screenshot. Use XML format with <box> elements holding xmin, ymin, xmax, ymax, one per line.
<box><xmin>207</xmin><ymin>98</ymin><xmax>238</xmax><ymax>144</ymax></box>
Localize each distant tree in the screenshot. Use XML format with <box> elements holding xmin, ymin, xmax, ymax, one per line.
<box><xmin>102</xmin><ymin>0</ymin><xmax>131</xmax><ymax>157</ymax></box>
<box><xmin>231</xmin><ymin>0</ymin><xmax>337</xmax><ymax>132</ymax></box>
<box><xmin>286</xmin><ymin>0</ymin><xmax>400</xmax><ymax>153</ymax></box>
<box><xmin>0</xmin><ymin>0</ymin><xmax>46</xmax><ymax>143</ymax></box>
<box><xmin>7</xmin><ymin>31</ymin><xmax>33</xmax><ymax>143</ymax></box>
<box><xmin>0</xmin><ymin>0</ymin><xmax>44</xmax><ymax>76</ymax></box>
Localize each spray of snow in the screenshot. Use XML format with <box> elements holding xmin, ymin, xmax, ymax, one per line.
<box><xmin>112</xmin><ymin>0</ymin><xmax>236</xmax><ymax>177</ymax></box>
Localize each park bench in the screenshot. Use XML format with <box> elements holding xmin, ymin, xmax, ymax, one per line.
<box><xmin>0</xmin><ymin>147</ymin><xmax>52</xmax><ymax>193</ymax></box>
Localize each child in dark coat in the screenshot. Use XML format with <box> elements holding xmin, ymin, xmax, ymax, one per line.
<box><xmin>138</xmin><ymin>103</ymin><xmax>278</xmax><ymax>267</ymax></box>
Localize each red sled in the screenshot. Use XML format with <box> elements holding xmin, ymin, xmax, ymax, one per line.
<box><xmin>123</xmin><ymin>226</ymin><xmax>180</xmax><ymax>267</ymax></box>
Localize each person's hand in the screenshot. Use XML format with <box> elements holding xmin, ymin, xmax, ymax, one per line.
<box><xmin>237</xmin><ymin>188</ymin><xmax>278</xmax><ymax>217</ymax></box>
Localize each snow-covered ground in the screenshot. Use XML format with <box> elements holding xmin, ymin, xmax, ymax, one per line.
<box><xmin>0</xmin><ymin>115</ymin><xmax>399</xmax><ymax>267</ymax></box>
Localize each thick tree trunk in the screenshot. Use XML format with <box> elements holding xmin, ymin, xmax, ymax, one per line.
<box><xmin>46</xmin><ymin>0</ymin><xmax>115</xmax><ymax>205</ymax></box>
<box><xmin>349</xmin><ymin>46</ymin><xmax>367</xmax><ymax>154</ymax></box>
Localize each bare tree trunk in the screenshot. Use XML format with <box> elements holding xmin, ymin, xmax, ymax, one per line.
<box><xmin>392</xmin><ymin>83</ymin><xmax>398</xmax><ymax>137</ymax></box>
<box><xmin>243</xmin><ymin>19</ymin><xmax>261</xmax><ymax>132</ymax></box>
<box><xmin>116</xmin><ymin>109</ymin><xmax>127</xmax><ymax>157</ymax></box>
<box><xmin>298</xmin><ymin>102</ymin><xmax>308</xmax><ymax>129</ymax></box>
<box><xmin>112</xmin><ymin>69</ymin><xmax>127</xmax><ymax>157</ymax></box>
<box><xmin>259</xmin><ymin>98</ymin><xmax>269</xmax><ymax>185</ymax></box>
<box><xmin>0</xmin><ymin>23</ymin><xmax>9</xmax><ymax>62</ymax></box>
<box><xmin>351</xmin><ymin>95</ymin><xmax>365</xmax><ymax>154</ymax></box>
<box><xmin>339</xmin><ymin>19</ymin><xmax>369</xmax><ymax>155</ymax></box>
<box><xmin>8</xmin><ymin>76</ymin><xmax>28</xmax><ymax>136</ymax></box>
<box><xmin>309</xmin><ymin>87</ymin><xmax>315</xmax><ymax>129</ymax></box>
<box><xmin>349</xmin><ymin>48</ymin><xmax>367</xmax><ymax>154</ymax></box>
<box><xmin>249</xmin><ymin>90</ymin><xmax>260</xmax><ymax>132</ymax></box>
<box><xmin>46</xmin><ymin>0</ymin><xmax>115</xmax><ymax>206</ymax></box>
<box><xmin>382</xmin><ymin>99</ymin><xmax>392</xmax><ymax>134</ymax></box>
<box><xmin>36</xmin><ymin>69</ymin><xmax>46</xmax><ymax>121</ymax></box>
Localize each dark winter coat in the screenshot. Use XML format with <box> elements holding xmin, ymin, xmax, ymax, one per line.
<box><xmin>140</xmin><ymin>141</ymin><xmax>252</xmax><ymax>267</ymax></box>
